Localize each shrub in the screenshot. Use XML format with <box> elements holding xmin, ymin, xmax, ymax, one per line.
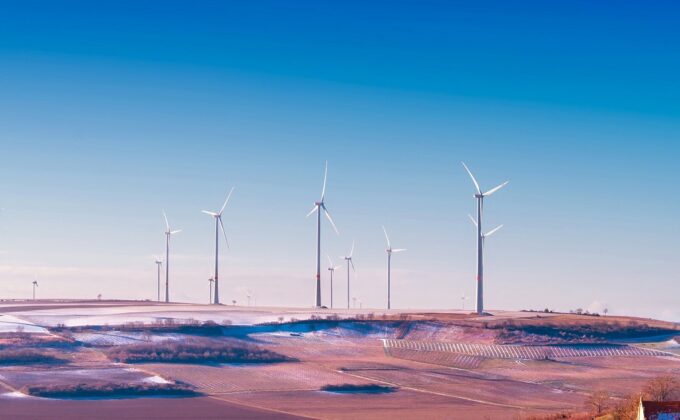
<box><xmin>106</xmin><ymin>338</ymin><xmax>295</xmax><ymax>364</ymax></box>
<box><xmin>23</xmin><ymin>382</ymin><xmax>198</xmax><ymax>398</ymax></box>
<box><xmin>320</xmin><ymin>384</ymin><xmax>396</xmax><ymax>394</ymax></box>
<box><xmin>0</xmin><ymin>348</ymin><xmax>64</xmax><ymax>365</ymax></box>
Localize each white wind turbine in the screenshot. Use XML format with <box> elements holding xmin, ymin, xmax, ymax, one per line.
<box><xmin>382</xmin><ymin>226</ymin><xmax>406</xmax><ymax>310</ymax></box>
<box><xmin>162</xmin><ymin>211</ymin><xmax>182</xmax><ymax>303</ymax></box>
<box><xmin>32</xmin><ymin>280</ymin><xmax>38</xmax><ymax>301</ymax></box>
<box><xmin>306</xmin><ymin>161</ymin><xmax>339</xmax><ymax>308</ymax></box>
<box><xmin>468</xmin><ymin>215</ymin><xmax>503</xmax><ymax>249</ymax></box>
<box><xmin>327</xmin><ymin>255</ymin><xmax>342</xmax><ymax>309</ymax></box>
<box><xmin>461</xmin><ymin>162</ymin><xmax>508</xmax><ymax>315</ymax></box>
<box><xmin>208</xmin><ymin>277</ymin><xmax>214</xmax><ymax>304</ymax></box>
<box><xmin>341</xmin><ymin>241</ymin><xmax>355</xmax><ymax>309</ymax></box>
<box><xmin>202</xmin><ymin>187</ymin><xmax>234</xmax><ymax>305</ymax></box>
<box><xmin>154</xmin><ymin>258</ymin><xmax>163</xmax><ymax>302</ymax></box>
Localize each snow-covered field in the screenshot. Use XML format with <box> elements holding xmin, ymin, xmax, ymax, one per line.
<box><xmin>0</xmin><ymin>314</ymin><xmax>49</xmax><ymax>334</ymax></box>
<box><xmin>8</xmin><ymin>304</ymin><xmax>350</xmax><ymax>327</ymax></box>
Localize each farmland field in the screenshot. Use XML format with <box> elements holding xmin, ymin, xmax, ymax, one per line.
<box><xmin>1</xmin><ymin>300</ymin><xmax>679</xmax><ymax>419</ymax></box>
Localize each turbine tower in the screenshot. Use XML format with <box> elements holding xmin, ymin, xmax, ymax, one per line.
<box><xmin>306</xmin><ymin>161</ymin><xmax>339</xmax><ymax>308</ymax></box>
<box><xmin>208</xmin><ymin>277</ymin><xmax>214</xmax><ymax>304</ymax></box>
<box><xmin>202</xmin><ymin>187</ymin><xmax>234</xmax><ymax>305</ymax></box>
<box><xmin>461</xmin><ymin>162</ymin><xmax>508</xmax><ymax>315</ymax></box>
<box><xmin>382</xmin><ymin>226</ymin><xmax>406</xmax><ymax>310</ymax></box>
<box><xmin>327</xmin><ymin>255</ymin><xmax>341</xmax><ymax>309</ymax></box>
<box><xmin>32</xmin><ymin>280</ymin><xmax>38</xmax><ymax>300</ymax></box>
<box><xmin>341</xmin><ymin>241</ymin><xmax>355</xmax><ymax>309</ymax></box>
<box><xmin>163</xmin><ymin>211</ymin><xmax>182</xmax><ymax>303</ymax></box>
<box><xmin>154</xmin><ymin>258</ymin><xmax>163</xmax><ymax>302</ymax></box>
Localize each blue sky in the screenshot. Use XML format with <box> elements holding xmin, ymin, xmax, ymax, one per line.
<box><xmin>0</xmin><ymin>1</ymin><xmax>678</xmax><ymax>320</ymax></box>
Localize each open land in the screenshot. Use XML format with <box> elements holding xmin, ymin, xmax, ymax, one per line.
<box><xmin>1</xmin><ymin>300</ymin><xmax>679</xmax><ymax>419</ymax></box>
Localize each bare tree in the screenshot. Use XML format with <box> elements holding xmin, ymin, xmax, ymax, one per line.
<box><xmin>644</xmin><ymin>375</ymin><xmax>680</xmax><ymax>401</ymax></box>
<box><xmin>585</xmin><ymin>390</ymin><xmax>611</xmax><ymax>414</ymax></box>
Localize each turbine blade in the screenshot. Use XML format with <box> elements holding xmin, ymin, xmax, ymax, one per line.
<box><xmin>334</xmin><ymin>265</ymin><xmax>342</xmax><ymax>270</ymax></box>
<box><xmin>322</xmin><ymin>205</ymin><xmax>339</xmax><ymax>235</ymax></box>
<box><xmin>350</xmin><ymin>259</ymin><xmax>356</xmax><ymax>272</ymax></box>
<box><xmin>468</xmin><ymin>214</ymin><xmax>478</xmax><ymax>227</ymax></box>
<box><xmin>461</xmin><ymin>162</ymin><xmax>481</xmax><ymax>194</ymax></box>
<box><xmin>306</xmin><ymin>205</ymin><xmax>318</xmax><ymax>218</ymax></box>
<box><xmin>170</xmin><ymin>229</ymin><xmax>182</xmax><ymax>234</ymax></box>
<box><xmin>483</xmin><ymin>181</ymin><xmax>509</xmax><ymax>197</ymax></box>
<box><xmin>485</xmin><ymin>224</ymin><xmax>503</xmax><ymax>238</ymax></box>
<box><xmin>349</xmin><ymin>241</ymin><xmax>355</xmax><ymax>258</ymax></box>
<box><xmin>202</xmin><ymin>210</ymin><xmax>217</xmax><ymax>216</ymax></box>
<box><xmin>219</xmin><ymin>187</ymin><xmax>235</xmax><ymax>215</ymax></box>
<box><xmin>382</xmin><ymin>225</ymin><xmax>391</xmax><ymax>249</ymax></box>
<box><xmin>320</xmin><ymin>161</ymin><xmax>328</xmax><ymax>202</ymax></box>
<box><xmin>392</xmin><ymin>248</ymin><xmax>407</xmax><ymax>253</ymax></box>
<box><xmin>162</xmin><ymin>210</ymin><xmax>170</xmax><ymax>230</ymax></box>
<box><xmin>327</xmin><ymin>255</ymin><xmax>334</xmax><ymax>268</ymax></box>
<box><xmin>219</xmin><ymin>217</ymin><xmax>230</xmax><ymax>249</ymax></box>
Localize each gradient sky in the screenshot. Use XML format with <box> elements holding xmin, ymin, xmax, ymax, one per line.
<box><xmin>1</xmin><ymin>1</ymin><xmax>679</xmax><ymax>320</ymax></box>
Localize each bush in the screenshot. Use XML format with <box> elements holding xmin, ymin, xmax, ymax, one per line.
<box><xmin>0</xmin><ymin>348</ymin><xmax>64</xmax><ymax>365</ymax></box>
<box><xmin>320</xmin><ymin>384</ymin><xmax>396</xmax><ymax>394</ymax></box>
<box><xmin>106</xmin><ymin>338</ymin><xmax>295</xmax><ymax>364</ymax></box>
<box><xmin>23</xmin><ymin>382</ymin><xmax>198</xmax><ymax>398</ymax></box>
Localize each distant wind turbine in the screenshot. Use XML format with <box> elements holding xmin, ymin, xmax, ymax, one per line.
<box><xmin>32</xmin><ymin>280</ymin><xmax>38</xmax><ymax>301</ymax></box>
<box><xmin>202</xmin><ymin>187</ymin><xmax>234</xmax><ymax>305</ymax></box>
<box><xmin>341</xmin><ymin>241</ymin><xmax>355</xmax><ymax>309</ymax></box>
<box><xmin>327</xmin><ymin>255</ymin><xmax>341</xmax><ymax>309</ymax></box>
<box><xmin>461</xmin><ymin>162</ymin><xmax>508</xmax><ymax>315</ymax></box>
<box><xmin>382</xmin><ymin>226</ymin><xmax>406</xmax><ymax>310</ymax></box>
<box><xmin>468</xmin><ymin>215</ymin><xmax>503</xmax><ymax>249</ymax></box>
<box><xmin>154</xmin><ymin>258</ymin><xmax>163</xmax><ymax>302</ymax></box>
<box><xmin>162</xmin><ymin>211</ymin><xmax>182</xmax><ymax>303</ymax></box>
<box><xmin>208</xmin><ymin>277</ymin><xmax>214</xmax><ymax>304</ymax></box>
<box><xmin>306</xmin><ymin>161</ymin><xmax>339</xmax><ymax>308</ymax></box>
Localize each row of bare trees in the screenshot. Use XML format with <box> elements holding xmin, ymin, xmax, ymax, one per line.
<box><xmin>585</xmin><ymin>375</ymin><xmax>680</xmax><ymax>418</ymax></box>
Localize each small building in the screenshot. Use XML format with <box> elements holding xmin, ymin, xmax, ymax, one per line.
<box><xmin>638</xmin><ymin>399</ymin><xmax>680</xmax><ymax>420</ymax></box>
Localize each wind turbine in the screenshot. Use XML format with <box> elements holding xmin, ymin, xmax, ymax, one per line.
<box><xmin>163</xmin><ymin>211</ymin><xmax>181</xmax><ymax>303</ymax></box>
<box><xmin>341</xmin><ymin>241</ymin><xmax>355</xmax><ymax>309</ymax></box>
<box><xmin>327</xmin><ymin>255</ymin><xmax>342</xmax><ymax>309</ymax></box>
<box><xmin>154</xmin><ymin>258</ymin><xmax>163</xmax><ymax>302</ymax></box>
<box><xmin>32</xmin><ymin>280</ymin><xmax>38</xmax><ymax>301</ymax></box>
<box><xmin>246</xmin><ymin>290</ymin><xmax>252</xmax><ymax>307</ymax></box>
<box><xmin>202</xmin><ymin>187</ymin><xmax>234</xmax><ymax>305</ymax></box>
<box><xmin>208</xmin><ymin>277</ymin><xmax>214</xmax><ymax>304</ymax></box>
<box><xmin>382</xmin><ymin>226</ymin><xmax>406</xmax><ymax>310</ymax></box>
<box><xmin>468</xmin><ymin>215</ymin><xmax>503</xmax><ymax>249</ymax></box>
<box><xmin>461</xmin><ymin>162</ymin><xmax>508</xmax><ymax>315</ymax></box>
<box><xmin>306</xmin><ymin>161</ymin><xmax>339</xmax><ymax>308</ymax></box>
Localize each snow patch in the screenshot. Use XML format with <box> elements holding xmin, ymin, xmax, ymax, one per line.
<box><xmin>144</xmin><ymin>375</ymin><xmax>171</xmax><ymax>384</ymax></box>
<box><xmin>0</xmin><ymin>314</ymin><xmax>49</xmax><ymax>334</ymax></box>
<box><xmin>2</xmin><ymin>391</ymin><xmax>29</xmax><ymax>398</ymax></box>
